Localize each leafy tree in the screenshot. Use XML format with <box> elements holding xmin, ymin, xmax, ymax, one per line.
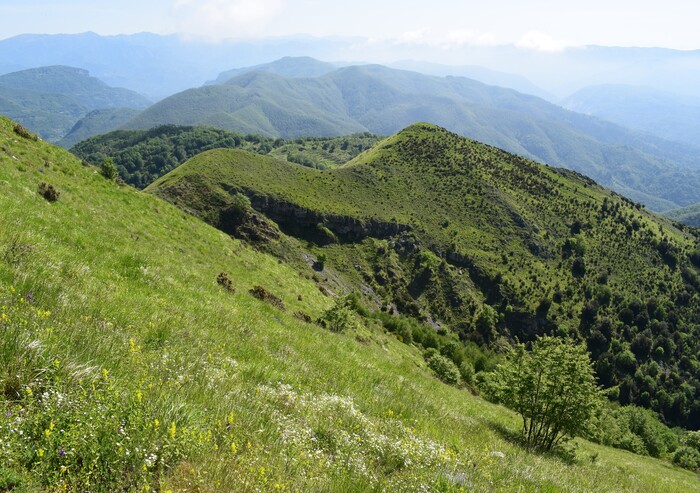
<box><xmin>490</xmin><ymin>336</ymin><xmax>600</xmax><ymax>451</ymax></box>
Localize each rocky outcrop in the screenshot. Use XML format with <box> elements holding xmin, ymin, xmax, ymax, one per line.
<box><xmin>236</xmin><ymin>189</ymin><xmax>411</xmax><ymax>243</ymax></box>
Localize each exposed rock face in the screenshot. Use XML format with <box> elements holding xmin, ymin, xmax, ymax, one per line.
<box><xmin>243</xmin><ymin>191</ymin><xmax>411</xmax><ymax>243</ymax></box>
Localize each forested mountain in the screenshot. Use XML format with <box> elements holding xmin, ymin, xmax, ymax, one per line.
<box><xmin>0</xmin><ymin>65</ymin><xmax>149</xmax><ymax>142</ymax></box>
<box><xmin>58</xmin><ymin>108</ymin><xmax>142</xmax><ymax>148</ymax></box>
<box><xmin>123</xmin><ymin>64</ymin><xmax>700</xmax><ymax>211</ymax></box>
<box><xmin>70</xmin><ymin>125</ymin><xmax>381</xmax><ymax>188</ymax></box>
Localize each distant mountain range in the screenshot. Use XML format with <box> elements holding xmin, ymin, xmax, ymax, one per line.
<box><xmin>5</xmin><ymin>33</ymin><xmax>700</xmax><ymax>100</ymax></box>
<box><xmin>120</xmin><ymin>61</ymin><xmax>700</xmax><ymax>211</ymax></box>
<box><xmin>0</xmin><ymin>65</ymin><xmax>149</xmax><ymax>142</ymax></box>
<box><xmin>562</xmin><ymin>84</ymin><xmax>700</xmax><ymax>147</ymax></box>
<box><xmin>3</xmin><ymin>33</ymin><xmax>700</xmax><ymax>213</ymax></box>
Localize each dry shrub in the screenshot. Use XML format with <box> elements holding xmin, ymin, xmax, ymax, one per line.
<box><xmin>38</xmin><ymin>182</ymin><xmax>60</xmax><ymax>202</ymax></box>
<box><xmin>249</xmin><ymin>285</ymin><xmax>285</xmax><ymax>310</ymax></box>
<box><xmin>13</xmin><ymin>123</ymin><xmax>38</xmax><ymax>141</ymax></box>
<box><xmin>217</xmin><ymin>272</ymin><xmax>235</xmax><ymax>293</ymax></box>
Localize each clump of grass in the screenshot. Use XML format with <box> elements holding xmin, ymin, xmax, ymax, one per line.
<box><xmin>37</xmin><ymin>182</ymin><xmax>60</xmax><ymax>202</ymax></box>
<box><xmin>249</xmin><ymin>285</ymin><xmax>286</xmax><ymax>310</ymax></box>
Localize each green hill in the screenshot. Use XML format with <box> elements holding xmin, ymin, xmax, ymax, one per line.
<box><xmin>2</xmin><ymin>116</ymin><xmax>700</xmax><ymax>491</ymax></box>
<box><xmin>58</xmin><ymin>108</ymin><xmax>142</xmax><ymax>148</ymax></box>
<box><xmin>123</xmin><ymin>64</ymin><xmax>700</xmax><ymax>211</ymax></box>
<box><xmin>0</xmin><ymin>65</ymin><xmax>150</xmax><ymax>143</ymax></box>
<box><xmin>664</xmin><ymin>203</ymin><xmax>700</xmax><ymax>227</ymax></box>
<box><xmin>70</xmin><ymin>125</ymin><xmax>382</xmax><ymax>188</ymax></box>
<box><xmin>149</xmin><ymin>123</ymin><xmax>700</xmax><ymax>430</ymax></box>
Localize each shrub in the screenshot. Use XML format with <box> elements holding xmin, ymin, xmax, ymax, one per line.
<box><xmin>216</xmin><ymin>272</ymin><xmax>235</xmax><ymax>293</ymax></box>
<box><xmin>673</xmin><ymin>446</ymin><xmax>700</xmax><ymax>470</ymax></box>
<box><xmin>13</xmin><ymin>123</ymin><xmax>38</xmax><ymax>141</ymax></box>
<box><xmin>459</xmin><ymin>361</ymin><xmax>476</xmax><ymax>386</ymax></box>
<box><xmin>100</xmin><ymin>158</ymin><xmax>118</xmax><ymax>180</ymax></box>
<box><xmin>489</xmin><ymin>336</ymin><xmax>600</xmax><ymax>451</ymax></box>
<box><xmin>37</xmin><ymin>182</ymin><xmax>60</xmax><ymax>202</ymax></box>
<box><xmin>423</xmin><ymin>347</ymin><xmax>439</xmax><ymax>361</ymax></box>
<box><xmin>427</xmin><ymin>354</ymin><xmax>460</xmax><ymax>385</ymax></box>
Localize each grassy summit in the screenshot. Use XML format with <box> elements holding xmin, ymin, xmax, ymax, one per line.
<box><xmin>0</xmin><ymin>116</ymin><xmax>698</xmax><ymax>491</ymax></box>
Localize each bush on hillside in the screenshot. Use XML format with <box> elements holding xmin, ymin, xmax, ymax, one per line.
<box><xmin>427</xmin><ymin>354</ymin><xmax>460</xmax><ymax>386</ymax></box>
<box><xmin>489</xmin><ymin>336</ymin><xmax>600</xmax><ymax>451</ymax></box>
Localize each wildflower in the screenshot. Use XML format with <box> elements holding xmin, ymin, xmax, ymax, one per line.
<box><xmin>153</xmin><ymin>419</ymin><xmax>160</xmax><ymax>429</ymax></box>
<box><xmin>26</xmin><ymin>292</ymin><xmax>34</xmax><ymax>304</ymax></box>
<box><xmin>136</xmin><ymin>389</ymin><xmax>143</xmax><ymax>403</ymax></box>
<box><xmin>231</xmin><ymin>442</ymin><xmax>238</xmax><ymax>454</ymax></box>
<box><xmin>168</xmin><ymin>422</ymin><xmax>176</xmax><ymax>439</ymax></box>
<box><xmin>38</xmin><ymin>448</ymin><xmax>45</xmax><ymax>457</ymax></box>
<box><xmin>58</xmin><ymin>447</ymin><xmax>66</xmax><ymax>457</ymax></box>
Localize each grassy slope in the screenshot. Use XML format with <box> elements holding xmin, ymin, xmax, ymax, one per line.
<box><xmin>1</xmin><ymin>116</ymin><xmax>698</xmax><ymax>491</ymax></box>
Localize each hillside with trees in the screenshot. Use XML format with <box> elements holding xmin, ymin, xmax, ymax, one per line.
<box><xmin>149</xmin><ymin>123</ymin><xmax>700</xmax><ymax>430</ymax></box>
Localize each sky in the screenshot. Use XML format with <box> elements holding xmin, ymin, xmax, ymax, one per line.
<box><xmin>1</xmin><ymin>0</ymin><xmax>699</xmax><ymax>51</ymax></box>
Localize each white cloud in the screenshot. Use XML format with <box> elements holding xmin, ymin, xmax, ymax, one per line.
<box><xmin>391</xmin><ymin>29</ymin><xmax>500</xmax><ymax>49</ymax></box>
<box><xmin>397</xmin><ymin>28</ymin><xmax>429</xmax><ymax>44</ymax></box>
<box><xmin>173</xmin><ymin>0</ymin><xmax>283</xmax><ymax>39</ymax></box>
<box><xmin>443</xmin><ymin>30</ymin><xmax>499</xmax><ymax>48</ymax></box>
<box><xmin>515</xmin><ymin>30</ymin><xmax>572</xmax><ymax>52</ymax></box>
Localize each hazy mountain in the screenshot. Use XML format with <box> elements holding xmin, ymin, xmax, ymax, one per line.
<box><xmin>58</xmin><ymin>108</ymin><xmax>142</xmax><ymax>148</ymax></box>
<box><xmin>0</xmin><ymin>65</ymin><xmax>149</xmax><ymax>143</ymax></box>
<box><xmin>562</xmin><ymin>84</ymin><xmax>700</xmax><ymax>147</ymax></box>
<box><xmin>390</xmin><ymin>60</ymin><xmax>552</xmax><ymax>99</ymax></box>
<box><xmin>0</xmin><ymin>32</ymin><xmax>355</xmax><ymax>99</ymax></box>
<box><xmin>5</xmin><ymin>32</ymin><xmax>700</xmax><ymax>101</ymax></box>
<box><xmin>122</xmin><ymin>64</ymin><xmax>700</xmax><ymax>211</ymax></box>
<box><xmin>663</xmin><ymin>202</ymin><xmax>700</xmax><ymax>227</ymax></box>
<box><xmin>209</xmin><ymin>56</ymin><xmax>338</xmax><ymax>85</ymax></box>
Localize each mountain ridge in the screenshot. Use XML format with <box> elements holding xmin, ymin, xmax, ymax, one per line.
<box><xmin>124</xmin><ymin>63</ymin><xmax>700</xmax><ymax>210</ymax></box>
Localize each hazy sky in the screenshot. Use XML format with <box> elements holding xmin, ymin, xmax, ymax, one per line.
<box><xmin>2</xmin><ymin>0</ymin><xmax>699</xmax><ymax>50</ymax></box>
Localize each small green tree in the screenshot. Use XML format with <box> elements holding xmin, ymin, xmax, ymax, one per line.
<box><xmin>317</xmin><ymin>296</ymin><xmax>356</xmax><ymax>333</ymax></box>
<box><xmin>490</xmin><ymin>336</ymin><xmax>600</xmax><ymax>451</ymax></box>
<box><xmin>100</xmin><ymin>158</ymin><xmax>118</xmax><ymax>181</ymax></box>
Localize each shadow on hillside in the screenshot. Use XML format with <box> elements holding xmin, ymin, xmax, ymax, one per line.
<box><xmin>485</xmin><ymin>420</ymin><xmax>577</xmax><ymax>465</ymax></box>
